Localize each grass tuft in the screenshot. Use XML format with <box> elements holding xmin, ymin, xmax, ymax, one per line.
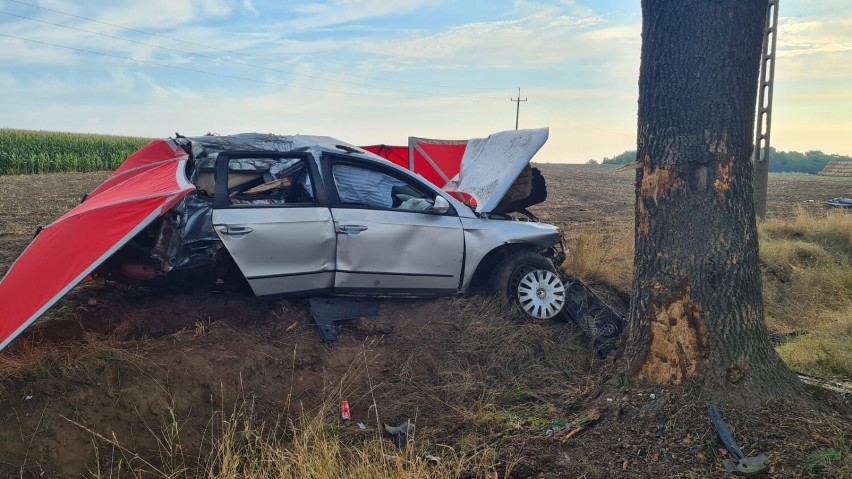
<box><xmin>562</xmin><ymin>221</ymin><xmax>633</xmax><ymax>293</ymax></box>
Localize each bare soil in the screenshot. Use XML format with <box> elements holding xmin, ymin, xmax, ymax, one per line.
<box><xmin>0</xmin><ymin>166</ymin><xmax>850</xmax><ymax>478</ymax></box>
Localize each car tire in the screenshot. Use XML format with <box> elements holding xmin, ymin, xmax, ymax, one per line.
<box><xmin>488</xmin><ymin>250</ymin><xmax>566</xmax><ymax>320</ymax></box>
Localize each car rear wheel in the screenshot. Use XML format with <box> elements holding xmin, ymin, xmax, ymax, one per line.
<box><xmin>489</xmin><ymin>251</ymin><xmax>566</xmax><ymax>319</ymax></box>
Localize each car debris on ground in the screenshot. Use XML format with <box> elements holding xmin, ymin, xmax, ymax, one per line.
<box><xmin>385</xmin><ymin>420</ymin><xmax>416</xmax><ymax>449</ymax></box>
<box><xmin>709</xmin><ymin>404</ymin><xmax>769</xmax><ymax>477</ymax></box>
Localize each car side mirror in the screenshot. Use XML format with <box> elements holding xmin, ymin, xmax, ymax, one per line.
<box><xmin>432</xmin><ymin>195</ymin><xmax>450</xmax><ymax>214</ymax></box>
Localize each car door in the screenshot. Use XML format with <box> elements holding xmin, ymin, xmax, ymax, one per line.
<box><xmin>326</xmin><ymin>156</ymin><xmax>465</xmax><ymax>294</ymax></box>
<box><xmin>211</xmin><ymin>151</ymin><xmax>336</xmax><ymax>297</ymax></box>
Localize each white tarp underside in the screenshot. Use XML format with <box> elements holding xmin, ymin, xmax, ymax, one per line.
<box><xmin>450</xmin><ymin>128</ymin><xmax>548</xmax><ymax>213</ymax></box>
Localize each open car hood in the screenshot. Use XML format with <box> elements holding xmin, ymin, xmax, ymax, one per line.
<box><xmin>447</xmin><ymin>128</ymin><xmax>548</xmax><ymax>213</ymax></box>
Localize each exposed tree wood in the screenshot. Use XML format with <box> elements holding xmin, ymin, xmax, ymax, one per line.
<box><xmin>625</xmin><ymin>0</ymin><xmax>800</xmax><ymax>401</ymax></box>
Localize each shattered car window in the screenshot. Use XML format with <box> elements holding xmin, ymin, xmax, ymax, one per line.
<box><xmin>226</xmin><ymin>157</ymin><xmax>314</xmax><ymax>206</ymax></box>
<box><xmin>332</xmin><ymin>163</ymin><xmax>434</xmax><ymax>211</ymax></box>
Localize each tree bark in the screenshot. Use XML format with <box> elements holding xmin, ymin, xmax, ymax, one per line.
<box><xmin>624</xmin><ymin>0</ymin><xmax>799</xmax><ymax>400</ymax></box>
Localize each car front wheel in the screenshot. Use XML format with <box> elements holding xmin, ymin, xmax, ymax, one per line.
<box><xmin>489</xmin><ymin>251</ymin><xmax>566</xmax><ymax>320</ymax></box>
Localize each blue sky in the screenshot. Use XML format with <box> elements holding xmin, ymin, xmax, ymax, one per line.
<box><xmin>0</xmin><ymin>0</ymin><xmax>850</xmax><ymax>163</ymax></box>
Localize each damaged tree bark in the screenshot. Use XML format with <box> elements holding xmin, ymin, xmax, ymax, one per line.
<box><xmin>624</xmin><ymin>0</ymin><xmax>799</xmax><ymax>399</ymax></box>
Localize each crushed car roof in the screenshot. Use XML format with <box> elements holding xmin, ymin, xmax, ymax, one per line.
<box><xmin>179</xmin><ymin>133</ymin><xmax>379</xmax><ymax>166</ymax></box>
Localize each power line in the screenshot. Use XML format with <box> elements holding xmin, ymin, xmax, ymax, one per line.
<box><xmin>6</xmin><ymin>0</ymin><xmax>506</xmax><ymax>92</ymax></box>
<box><xmin>0</xmin><ymin>10</ymin><xmax>442</xmax><ymax>95</ymax></box>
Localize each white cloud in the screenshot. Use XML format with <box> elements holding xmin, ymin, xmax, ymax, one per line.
<box><xmin>576</xmin><ymin>25</ymin><xmax>638</xmax><ymax>42</ymax></box>
<box><xmin>0</xmin><ymin>34</ymin><xmax>83</xmax><ymax>65</ymax></box>
<box><xmin>777</xmin><ymin>18</ymin><xmax>852</xmax><ymax>57</ymax></box>
<box><xmin>353</xmin><ymin>12</ymin><xmax>603</xmax><ymax>69</ymax></box>
<box><xmin>772</xmin><ymin>18</ymin><xmax>852</xmax><ymax>81</ymax></box>
<box><xmin>242</xmin><ymin>0</ymin><xmax>259</xmax><ymax>15</ymax></box>
<box><xmin>0</xmin><ymin>72</ymin><xmax>18</xmax><ymax>89</ymax></box>
<box><xmin>286</xmin><ymin>0</ymin><xmax>445</xmax><ymax>30</ymax></box>
<box><xmin>95</xmin><ymin>0</ymin><xmax>233</xmax><ymax>30</ymax></box>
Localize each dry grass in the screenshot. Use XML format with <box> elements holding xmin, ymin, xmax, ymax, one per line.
<box><xmin>68</xmin><ymin>297</ymin><xmax>597</xmax><ymax>478</ymax></box>
<box><xmin>0</xmin><ymin>337</ymin><xmax>124</xmax><ymax>398</ymax></box>
<box><xmin>561</xmin><ymin>220</ymin><xmax>633</xmax><ymax>293</ymax></box>
<box><xmin>762</xmin><ymin>207</ymin><xmax>852</xmax><ymax>256</ymax></box>
<box><xmin>200</xmin><ymin>398</ymin><xmax>513</xmax><ymax>479</ymax></box>
<box><xmin>438</xmin><ymin>298</ymin><xmax>599</xmax><ymax>422</ymax></box>
<box><xmin>760</xmin><ymin>208</ymin><xmax>852</xmax><ymax>379</ymax></box>
<box><xmin>206</xmin><ymin>404</ymin><xmax>508</xmax><ymax>478</ymax></box>
<box><xmin>77</xmin><ymin>389</ymin><xmax>514</xmax><ymax>479</ymax></box>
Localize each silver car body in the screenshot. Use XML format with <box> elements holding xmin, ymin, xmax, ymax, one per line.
<box><xmin>135</xmin><ymin>129</ymin><xmax>562</xmax><ymax>298</ymax></box>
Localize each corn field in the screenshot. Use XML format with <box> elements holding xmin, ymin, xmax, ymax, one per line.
<box><xmin>0</xmin><ymin>129</ymin><xmax>151</xmax><ymax>175</ymax></box>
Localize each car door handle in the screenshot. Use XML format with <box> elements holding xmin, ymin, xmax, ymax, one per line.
<box><xmin>220</xmin><ymin>226</ymin><xmax>254</xmax><ymax>236</ymax></box>
<box><xmin>337</xmin><ymin>224</ymin><xmax>368</xmax><ymax>235</ymax></box>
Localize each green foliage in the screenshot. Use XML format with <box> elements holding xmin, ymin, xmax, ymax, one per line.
<box><xmin>600</xmin><ymin>147</ymin><xmax>852</xmax><ymax>174</ymax></box>
<box><xmin>0</xmin><ymin>128</ymin><xmax>151</xmax><ymax>175</ymax></box>
<box><xmin>766</xmin><ymin>148</ymin><xmax>851</xmax><ymax>174</ymax></box>
<box><xmin>601</xmin><ymin>150</ymin><xmax>636</xmax><ymax>166</ymax></box>
<box><xmin>804</xmin><ymin>448</ymin><xmax>842</xmax><ymax>472</ymax></box>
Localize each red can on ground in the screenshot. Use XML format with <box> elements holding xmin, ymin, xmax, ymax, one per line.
<box><xmin>340</xmin><ymin>400</ymin><xmax>351</xmax><ymax>420</ymax></box>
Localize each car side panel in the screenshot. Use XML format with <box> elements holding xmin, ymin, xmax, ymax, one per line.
<box><xmin>331</xmin><ymin>208</ymin><xmax>464</xmax><ymax>293</ymax></box>
<box><xmin>212</xmin><ymin>207</ymin><xmax>336</xmax><ymax>296</ymax></box>
<box><xmin>459</xmin><ymin>217</ymin><xmax>561</xmax><ymax>290</ymax></box>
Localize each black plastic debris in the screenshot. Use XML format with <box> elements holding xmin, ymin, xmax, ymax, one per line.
<box><xmin>308</xmin><ymin>298</ymin><xmax>379</xmax><ymax>342</ymax></box>
<box><xmin>559</xmin><ymin>277</ymin><xmax>625</xmax><ymax>357</ymax></box>
<box><xmin>709</xmin><ymin>404</ymin><xmax>768</xmax><ymax>476</ymax></box>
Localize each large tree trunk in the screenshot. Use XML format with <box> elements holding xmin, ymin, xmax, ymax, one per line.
<box><xmin>624</xmin><ymin>0</ymin><xmax>799</xmax><ymax>400</ymax></box>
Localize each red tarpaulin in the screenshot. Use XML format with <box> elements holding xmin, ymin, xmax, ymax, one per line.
<box><xmin>361</xmin><ymin>144</ymin><xmax>408</xmax><ymax>170</ymax></box>
<box><xmin>408</xmin><ymin>138</ymin><xmax>468</xmax><ymax>189</ymax></box>
<box><xmin>0</xmin><ymin>139</ymin><xmax>195</xmax><ymax>351</ymax></box>
<box><xmin>362</xmin><ymin>138</ymin><xmax>468</xmax><ymax>189</ymax></box>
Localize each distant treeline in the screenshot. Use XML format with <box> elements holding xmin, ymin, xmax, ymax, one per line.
<box><xmin>0</xmin><ymin>129</ymin><xmax>151</xmax><ymax>175</ymax></box>
<box><xmin>601</xmin><ymin>148</ymin><xmax>852</xmax><ymax>174</ymax></box>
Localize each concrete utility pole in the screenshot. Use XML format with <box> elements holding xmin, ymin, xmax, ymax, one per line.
<box><xmin>753</xmin><ymin>0</ymin><xmax>779</xmax><ymax>220</ymax></box>
<box><xmin>510</xmin><ymin>88</ymin><xmax>527</xmax><ymax>130</ymax></box>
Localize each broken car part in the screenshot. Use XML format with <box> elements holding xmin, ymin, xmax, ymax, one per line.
<box><xmin>308</xmin><ymin>298</ymin><xmax>380</xmax><ymax>342</ymax></box>
<box><xmin>709</xmin><ymin>404</ymin><xmax>769</xmax><ymax>477</ymax></box>
<box><xmin>559</xmin><ymin>277</ymin><xmax>625</xmax><ymax>356</ymax></box>
<box><xmin>824</xmin><ymin>197</ymin><xmax>852</xmax><ymax>208</ymax></box>
<box><xmin>384</xmin><ymin>420</ymin><xmax>415</xmax><ymax>449</ymax></box>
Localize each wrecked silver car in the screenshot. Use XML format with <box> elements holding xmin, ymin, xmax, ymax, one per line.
<box><xmin>97</xmin><ymin>129</ymin><xmax>568</xmax><ymax>320</ymax></box>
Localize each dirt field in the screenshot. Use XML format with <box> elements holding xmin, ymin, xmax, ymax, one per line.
<box><xmin>0</xmin><ymin>166</ymin><xmax>850</xmax><ymax>478</ymax></box>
